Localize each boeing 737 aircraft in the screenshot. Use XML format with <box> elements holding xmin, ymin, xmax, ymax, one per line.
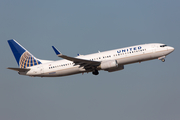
<box><xmin>7</xmin><ymin>39</ymin><xmax>174</xmax><ymax>77</ymax></box>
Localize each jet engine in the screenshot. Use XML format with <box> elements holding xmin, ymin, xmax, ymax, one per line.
<box><xmin>99</xmin><ymin>60</ymin><xmax>124</xmax><ymax>72</ymax></box>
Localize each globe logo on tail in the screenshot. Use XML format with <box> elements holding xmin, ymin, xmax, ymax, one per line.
<box><xmin>19</xmin><ymin>51</ymin><xmax>41</xmax><ymax>68</ymax></box>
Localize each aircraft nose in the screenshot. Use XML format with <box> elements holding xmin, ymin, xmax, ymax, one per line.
<box><xmin>169</xmin><ymin>46</ymin><xmax>174</xmax><ymax>52</ymax></box>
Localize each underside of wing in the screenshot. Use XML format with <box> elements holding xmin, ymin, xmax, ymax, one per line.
<box><xmin>59</xmin><ymin>54</ymin><xmax>100</xmax><ymax>65</ymax></box>
<box><xmin>60</xmin><ymin>54</ymin><xmax>101</xmax><ymax>70</ymax></box>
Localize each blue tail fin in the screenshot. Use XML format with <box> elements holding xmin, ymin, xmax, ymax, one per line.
<box><xmin>8</xmin><ymin>39</ymin><xmax>42</xmax><ymax>68</ymax></box>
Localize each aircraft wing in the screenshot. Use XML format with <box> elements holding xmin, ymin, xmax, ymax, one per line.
<box><xmin>7</xmin><ymin>67</ymin><xmax>30</xmax><ymax>72</ymax></box>
<box><xmin>52</xmin><ymin>46</ymin><xmax>100</xmax><ymax>68</ymax></box>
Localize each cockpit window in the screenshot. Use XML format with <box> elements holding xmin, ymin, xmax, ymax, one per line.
<box><xmin>160</xmin><ymin>45</ymin><xmax>167</xmax><ymax>47</ymax></box>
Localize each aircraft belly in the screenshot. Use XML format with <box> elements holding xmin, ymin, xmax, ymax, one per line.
<box><xmin>43</xmin><ymin>66</ymin><xmax>84</xmax><ymax>77</ymax></box>
<box><xmin>56</xmin><ymin>67</ymin><xmax>82</xmax><ymax>76</ymax></box>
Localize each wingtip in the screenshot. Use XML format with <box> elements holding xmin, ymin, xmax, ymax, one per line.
<box><xmin>52</xmin><ymin>46</ymin><xmax>61</xmax><ymax>55</ymax></box>
<box><xmin>7</xmin><ymin>39</ymin><xmax>15</xmax><ymax>42</ymax></box>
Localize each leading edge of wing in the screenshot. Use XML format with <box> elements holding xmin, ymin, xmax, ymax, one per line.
<box><xmin>52</xmin><ymin>46</ymin><xmax>100</xmax><ymax>66</ymax></box>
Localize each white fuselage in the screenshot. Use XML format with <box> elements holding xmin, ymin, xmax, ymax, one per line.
<box><xmin>21</xmin><ymin>43</ymin><xmax>174</xmax><ymax>77</ymax></box>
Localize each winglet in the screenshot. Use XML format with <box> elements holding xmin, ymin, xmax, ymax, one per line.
<box><xmin>52</xmin><ymin>46</ymin><xmax>62</xmax><ymax>56</ymax></box>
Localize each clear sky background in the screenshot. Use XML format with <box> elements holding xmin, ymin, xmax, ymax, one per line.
<box><xmin>0</xmin><ymin>0</ymin><xmax>180</xmax><ymax>120</ymax></box>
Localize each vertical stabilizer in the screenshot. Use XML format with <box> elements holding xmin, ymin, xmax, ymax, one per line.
<box><xmin>8</xmin><ymin>39</ymin><xmax>42</xmax><ymax>68</ymax></box>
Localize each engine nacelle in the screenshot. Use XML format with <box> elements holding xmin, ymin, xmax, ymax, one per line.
<box><xmin>100</xmin><ymin>60</ymin><xmax>118</xmax><ymax>70</ymax></box>
<box><xmin>99</xmin><ymin>60</ymin><xmax>124</xmax><ymax>72</ymax></box>
<box><xmin>105</xmin><ymin>65</ymin><xmax>124</xmax><ymax>72</ymax></box>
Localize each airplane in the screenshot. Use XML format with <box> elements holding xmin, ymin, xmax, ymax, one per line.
<box><xmin>7</xmin><ymin>39</ymin><xmax>174</xmax><ymax>77</ymax></box>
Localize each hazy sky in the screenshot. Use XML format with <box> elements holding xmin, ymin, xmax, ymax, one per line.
<box><xmin>0</xmin><ymin>0</ymin><xmax>180</xmax><ymax>120</ymax></box>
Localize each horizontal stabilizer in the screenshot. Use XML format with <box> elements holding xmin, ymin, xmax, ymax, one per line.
<box><xmin>7</xmin><ymin>67</ymin><xmax>30</xmax><ymax>72</ymax></box>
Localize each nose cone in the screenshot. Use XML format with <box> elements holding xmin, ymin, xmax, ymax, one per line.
<box><xmin>168</xmin><ymin>46</ymin><xmax>174</xmax><ymax>53</ymax></box>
